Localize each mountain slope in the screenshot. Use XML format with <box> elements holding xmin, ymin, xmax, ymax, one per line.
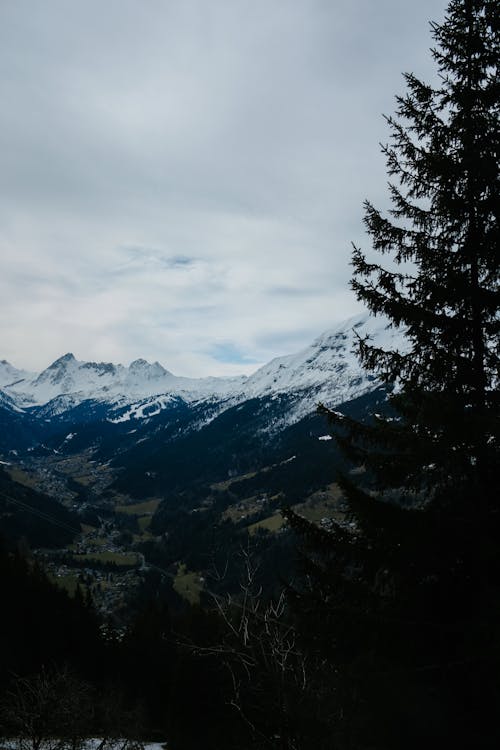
<box><xmin>0</xmin><ymin>314</ymin><xmax>406</xmax><ymax>431</ymax></box>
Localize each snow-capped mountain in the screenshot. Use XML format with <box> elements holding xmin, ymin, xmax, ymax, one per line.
<box><xmin>0</xmin><ymin>360</ymin><xmax>35</xmax><ymax>389</ymax></box>
<box><xmin>242</xmin><ymin>314</ymin><xmax>406</xmax><ymax>420</ymax></box>
<box><xmin>0</xmin><ymin>313</ymin><xmax>407</xmax><ymax>500</ymax></box>
<box><xmin>2</xmin><ymin>352</ymin><xmax>247</xmax><ymax>409</ymax></box>
<box><xmin>0</xmin><ymin>313</ymin><xmax>407</xmax><ymax>425</ymax></box>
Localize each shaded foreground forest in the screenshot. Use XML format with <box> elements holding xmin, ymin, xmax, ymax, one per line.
<box><xmin>1</xmin><ymin>1</ymin><xmax>499</xmax><ymax>748</ymax></box>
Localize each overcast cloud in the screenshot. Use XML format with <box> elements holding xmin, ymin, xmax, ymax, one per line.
<box><xmin>1</xmin><ymin>0</ymin><xmax>445</xmax><ymax>376</ymax></box>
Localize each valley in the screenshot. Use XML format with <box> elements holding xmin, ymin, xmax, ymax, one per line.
<box><xmin>0</xmin><ymin>314</ymin><xmax>395</xmax><ymax>620</ymax></box>
<box><xmin>0</xmin><ymin>434</ymin><xmax>350</xmax><ymax>620</ymax></box>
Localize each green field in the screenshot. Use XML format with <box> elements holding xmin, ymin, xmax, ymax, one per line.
<box><xmin>115</xmin><ymin>498</ymin><xmax>160</xmax><ymax>515</ymax></box>
<box><xmin>248</xmin><ymin>512</ymin><xmax>285</xmax><ymax>534</ymax></box>
<box><xmin>292</xmin><ymin>483</ymin><xmax>345</xmax><ymax>523</ymax></box>
<box><xmin>6</xmin><ymin>466</ymin><xmax>39</xmax><ymax>489</ymax></box>
<box><xmin>75</xmin><ymin>551</ymin><xmax>139</xmax><ymax>566</ymax></box>
<box><xmin>48</xmin><ymin>573</ymin><xmax>80</xmax><ymax>596</ymax></box>
<box><xmin>73</xmin><ymin>475</ymin><xmax>93</xmax><ymax>487</ymax></box>
<box><xmin>138</xmin><ymin>515</ymin><xmax>152</xmax><ymax>531</ymax></box>
<box><xmin>84</xmin><ymin>536</ymin><xmax>108</xmax><ymax>548</ymax></box>
<box><xmin>211</xmin><ymin>468</ymin><xmax>267</xmax><ymax>491</ymax></box>
<box><xmin>173</xmin><ymin>563</ymin><xmax>203</xmax><ymax>605</ymax></box>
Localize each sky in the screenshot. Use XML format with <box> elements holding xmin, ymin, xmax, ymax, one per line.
<box><xmin>0</xmin><ymin>0</ymin><xmax>445</xmax><ymax>377</ymax></box>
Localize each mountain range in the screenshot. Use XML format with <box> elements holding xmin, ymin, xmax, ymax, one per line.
<box><xmin>0</xmin><ymin>312</ymin><xmax>407</xmax><ymax>510</ymax></box>
<box><xmin>0</xmin><ymin>313</ymin><xmax>404</xmax><ymax>429</ymax></box>
<box><xmin>0</xmin><ymin>312</ymin><xmax>406</xmax><ymax>605</ymax></box>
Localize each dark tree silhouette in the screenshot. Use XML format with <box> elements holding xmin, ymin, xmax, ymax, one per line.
<box><xmin>286</xmin><ymin>2</ymin><xmax>500</xmax><ymax>747</ymax></box>
<box><xmin>339</xmin><ymin>0</ymin><xmax>499</xmax><ymax>521</ymax></box>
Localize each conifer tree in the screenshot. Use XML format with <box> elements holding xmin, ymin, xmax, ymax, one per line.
<box><xmin>286</xmin><ymin>2</ymin><xmax>499</xmax><ymax>746</ymax></box>
<box><xmin>338</xmin><ymin>0</ymin><xmax>499</xmax><ymax>519</ymax></box>
<box><xmin>311</xmin><ymin>0</ymin><xmax>500</xmax><ymax>624</ymax></box>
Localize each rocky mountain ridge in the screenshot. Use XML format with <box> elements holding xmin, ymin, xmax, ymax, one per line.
<box><xmin>0</xmin><ymin>313</ymin><xmax>407</xmax><ymax>427</ymax></box>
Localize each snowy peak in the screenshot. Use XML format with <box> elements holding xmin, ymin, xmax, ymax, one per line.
<box><xmin>0</xmin><ymin>314</ymin><xmax>408</xmax><ymax>421</ymax></box>
<box><xmin>129</xmin><ymin>359</ymin><xmax>171</xmax><ymax>378</ymax></box>
<box><xmin>10</xmin><ymin>353</ymin><xmax>171</xmax><ymax>405</ymax></box>
<box><xmin>51</xmin><ymin>352</ymin><xmax>76</xmax><ymax>366</ymax></box>
<box><xmin>33</xmin><ymin>353</ymin><xmax>122</xmax><ymax>393</ymax></box>
<box><xmin>246</xmin><ymin>314</ymin><xmax>402</xmax><ymax>395</ymax></box>
<box><xmin>130</xmin><ymin>358</ymin><xmax>151</xmax><ymax>371</ymax></box>
<box><xmin>0</xmin><ymin>351</ymin><xmax>245</xmax><ymax>408</ymax></box>
<box><xmin>34</xmin><ymin>353</ymin><xmax>79</xmax><ymax>386</ymax></box>
<box><xmin>0</xmin><ymin>359</ymin><xmax>35</xmax><ymax>389</ymax></box>
<box><xmin>238</xmin><ymin>314</ymin><xmax>407</xmax><ymax>422</ymax></box>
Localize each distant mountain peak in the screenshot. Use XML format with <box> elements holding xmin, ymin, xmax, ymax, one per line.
<box><xmin>48</xmin><ymin>353</ymin><xmax>76</xmax><ymax>368</ymax></box>
<box><xmin>0</xmin><ymin>360</ymin><xmax>35</xmax><ymax>390</ymax></box>
<box><xmin>0</xmin><ymin>314</ymin><xmax>408</xmax><ymax>422</ymax></box>
<box><xmin>129</xmin><ymin>359</ymin><xmax>170</xmax><ymax>377</ymax></box>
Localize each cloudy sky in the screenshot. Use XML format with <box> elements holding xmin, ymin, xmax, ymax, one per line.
<box><xmin>1</xmin><ymin>0</ymin><xmax>445</xmax><ymax>376</ymax></box>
